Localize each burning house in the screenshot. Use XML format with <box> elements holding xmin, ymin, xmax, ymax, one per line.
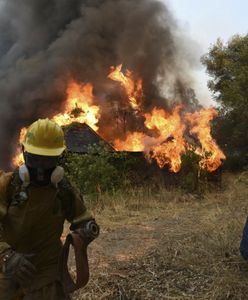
<box><xmin>61</xmin><ymin>121</ymin><xmax>223</xmax><ymax>189</ymax></box>
<box><xmin>13</xmin><ymin>65</ymin><xmax>226</xmax><ymax>177</ymax></box>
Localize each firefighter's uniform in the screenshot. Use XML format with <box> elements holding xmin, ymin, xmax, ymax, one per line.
<box><xmin>0</xmin><ymin>169</ymin><xmax>91</xmax><ymax>299</ymax></box>
<box><xmin>0</xmin><ymin>119</ymin><xmax>93</xmax><ymax>300</ymax></box>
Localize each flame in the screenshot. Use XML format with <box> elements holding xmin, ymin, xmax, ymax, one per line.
<box><xmin>12</xmin><ymin>64</ymin><xmax>225</xmax><ymax>173</ymax></box>
<box><xmin>19</xmin><ymin>127</ymin><xmax>28</xmax><ymax>144</ymax></box>
<box><xmin>144</xmin><ymin>105</ymin><xmax>186</xmax><ymax>172</ymax></box>
<box><xmin>109</xmin><ymin>66</ymin><xmax>225</xmax><ymax>173</ymax></box>
<box><xmin>13</xmin><ymin>82</ymin><xmax>101</xmax><ymax>167</ymax></box>
<box><xmin>185</xmin><ymin>107</ymin><xmax>226</xmax><ymax>172</ymax></box>
<box><xmin>53</xmin><ymin>82</ymin><xmax>100</xmax><ymax>131</ymax></box>
<box><xmin>12</xmin><ymin>128</ymin><xmax>28</xmax><ymax>166</ymax></box>
<box><xmin>108</xmin><ymin>64</ymin><xmax>143</xmax><ymax>111</ymax></box>
<box><xmin>113</xmin><ymin>106</ymin><xmax>186</xmax><ymax>172</ymax></box>
<box><xmin>114</xmin><ymin>132</ymin><xmax>145</xmax><ymax>152</ymax></box>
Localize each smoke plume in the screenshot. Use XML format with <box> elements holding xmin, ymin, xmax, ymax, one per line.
<box><xmin>0</xmin><ymin>0</ymin><xmax>199</xmax><ymax>169</ymax></box>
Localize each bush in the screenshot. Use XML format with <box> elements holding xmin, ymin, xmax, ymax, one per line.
<box><xmin>180</xmin><ymin>150</ymin><xmax>200</xmax><ymax>193</ymax></box>
<box><xmin>61</xmin><ymin>144</ymin><xmax>220</xmax><ymax>194</ymax></box>
<box><xmin>61</xmin><ymin>143</ymin><xmax>137</xmax><ymax>194</ymax></box>
<box><xmin>179</xmin><ymin>149</ymin><xmax>208</xmax><ymax>193</ymax></box>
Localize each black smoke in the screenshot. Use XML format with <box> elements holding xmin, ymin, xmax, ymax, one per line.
<box><xmin>0</xmin><ymin>0</ymin><xmax>198</xmax><ymax>169</ymax></box>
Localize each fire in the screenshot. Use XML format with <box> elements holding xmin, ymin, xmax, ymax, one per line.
<box><xmin>185</xmin><ymin>107</ymin><xmax>226</xmax><ymax>172</ymax></box>
<box><xmin>13</xmin><ymin>82</ymin><xmax>101</xmax><ymax>167</ymax></box>
<box><xmin>113</xmin><ymin>106</ymin><xmax>186</xmax><ymax>172</ymax></box>
<box><xmin>114</xmin><ymin>132</ymin><xmax>145</xmax><ymax>152</ymax></box>
<box><xmin>53</xmin><ymin>82</ymin><xmax>100</xmax><ymax>131</ymax></box>
<box><xmin>108</xmin><ymin>64</ymin><xmax>143</xmax><ymax>111</ymax></box>
<box><xmin>19</xmin><ymin>127</ymin><xmax>28</xmax><ymax>144</ymax></box>
<box><xmin>12</xmin><ymin>64</ymin><xmax>225</xmax><ymax>173</ymax></box>
<box><xmin>12</xmin><ymin>128</ymin><xmax>28</xmax><ymax>166</ymax></box>
<box><xmin>109</xmin><ymin>67</ymin><xmax>225</xmax><ymax>172</ymax></box>
<box><xmin>144</xmin><ymin>106</ymin><xmax>186</xmax><ymax>172</ymax></box>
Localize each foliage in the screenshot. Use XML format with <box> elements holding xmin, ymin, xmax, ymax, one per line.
<box><xmin>202</xmin><ymin>34</ymin><xmax>248</xmax><ymax>166</ymax></box>
<box><xmin>179</xmin><ymin>149</ymin><xmax>208</xmax><ymax>193</ymax></box>
<box><xmin>202</xmin><ymin>35</ymin><xmax>248</xmax><ymax>107</ymax></box>
<box><xmin>180</xmin><ymin>150</ymin><xmax>200</xmax><ymax>192</ymax></box>
<box><xmin>61</xmin><ymin>144</ymin><xmax>220</xmax><ymax>194</ymax></box>
<box><xmin>61</xmin><ymin>143</ymin><xmax>137</xmax><ymax>194</ymax></box>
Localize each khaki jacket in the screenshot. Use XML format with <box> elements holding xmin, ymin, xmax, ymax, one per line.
<box><xmin>0</xmin><ymin>169</ymin><xmax>91</xmax><ymax>291</ymax></box>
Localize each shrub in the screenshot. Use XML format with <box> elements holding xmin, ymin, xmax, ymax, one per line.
<box><xmin>61</xmin><ymin>143</ymin><xmax>137</xmax><ymax>194</ymax></box>
<box><xmin>179</xmin><ymin>149</ymin><xmax>208</xmax><ymax>193</ymax></box>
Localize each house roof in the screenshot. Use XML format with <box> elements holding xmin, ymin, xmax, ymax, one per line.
<box><xmin>64</xmin><ymin>123</ymin><xmax>115</xmax><ymax>153</ymax></box>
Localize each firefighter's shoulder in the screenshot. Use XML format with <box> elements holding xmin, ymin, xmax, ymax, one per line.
<box><xmin>0</xmin><ymin>170</ymin><xmax>14</xmax><ymax>220</ymax></box>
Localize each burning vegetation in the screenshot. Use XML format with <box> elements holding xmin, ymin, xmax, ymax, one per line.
<box><xmin>13</xmin><ymin>64</ymin><xmax>225</xmax><ymax>173</ymax></box>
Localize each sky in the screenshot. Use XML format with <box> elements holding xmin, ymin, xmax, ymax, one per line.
<box><xmin>165</xmin><ymin>0</ymin><xmax>248</xmax><ymax>106</ymax></box>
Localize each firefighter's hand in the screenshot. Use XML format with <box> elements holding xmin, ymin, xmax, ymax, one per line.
<box><xmin>2</xmin><ymin>250</ymin><xmax>36</xmax><ymax>287</ymax></box>
<box><xmin>76</xmin><ymin>219</ymin><xmax>100</xmax><ymax>243</ymax></box>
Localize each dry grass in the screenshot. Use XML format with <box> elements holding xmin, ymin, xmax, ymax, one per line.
<box><xmin>70</xmin><ymin>172</ymin><xmax>248</xmax><ymax>299</ymax></box>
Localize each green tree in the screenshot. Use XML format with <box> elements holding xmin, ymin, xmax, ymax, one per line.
<box><xmin>202</xmin><ymin>34</ymin><xmax>248</xmax><ymax>168</ymax></box>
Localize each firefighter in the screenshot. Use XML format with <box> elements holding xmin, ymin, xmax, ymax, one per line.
<box><xmin>0</xmin><ymin>119</ymin><xmax>98</xmax><ymax>300</ymax></box>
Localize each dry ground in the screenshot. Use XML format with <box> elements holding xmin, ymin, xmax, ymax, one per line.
<box><xmin>70</xmin><ymin>173</ymin><xmax>248</xmax><ymax>299</ymax></box>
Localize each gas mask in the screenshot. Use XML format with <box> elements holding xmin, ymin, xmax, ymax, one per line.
<box><xmin>24</xmin><ymin>152</ymin><xmax>60</xmax><ymax>186</ymax></box>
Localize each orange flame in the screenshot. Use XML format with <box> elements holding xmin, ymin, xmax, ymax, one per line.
<box><xmin>12</xmin><ymin>127</ymin><xmax>28</xmax><ymax>166</ymax></box>
<box><xmin>144</xmin><ymin>105</ymin><xmax>186</xmax><ymax>172</ymax></box>
<box><xmin>53</xmin><ymin>82</ymin><xmax>100</xmax><ymax>131</ymax></box>
<box><xmin>13</xmin><ymin>82</ymin><xmax>101</xmax><ymax>167</ymax></box>
<box><xmin>108</xmin><ymin>64</ymin><xmax>143</xmax><ymax>111</ymax></box>
<box><xmin>114</xmin><ymin>132</ymin><xmax>145</xmax><ymax>152</ymax></box>
<box><xmin>185</xmin><ymin>107</ymin><xmax>226</xmax><ymax>172</ymax></box>
<box><xmin>19</xmin><ymin>127</ymin><xmax>28</xmax><ymax>144</ymax></box>
<box><xmin>12</xmin><ymin>64</ymin><xmax>225</xmax><ymax>173</ymax></box>
<box><xmin>113</xmin><ymin>106</ymin><xmax>186</xmax><ymax>172</ymax></box>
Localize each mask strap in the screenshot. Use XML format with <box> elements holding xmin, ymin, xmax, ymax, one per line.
<box><xmin>19</xmin><ymin>164</ymin><xmax>30</xmax><ymax>188</ymax></box>
<box><xmin>51</xmin><ymin>166</ymin><xmax>64</xmax><ymax>188</ymax></box>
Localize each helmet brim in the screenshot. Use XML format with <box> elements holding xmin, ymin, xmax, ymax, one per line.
<box><xmin>23</xmin><ymin>142</ymin><xmax>66</xmax><ymax>156</ymax></box>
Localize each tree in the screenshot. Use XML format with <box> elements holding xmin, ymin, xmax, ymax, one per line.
<box><xmin>202</xmin><ymin>34</ymin><xmax>248</xmax><ymax>168</ymax></box>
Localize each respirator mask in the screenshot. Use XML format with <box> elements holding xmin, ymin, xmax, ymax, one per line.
<box><xmin>24</xmin><ymin>152</ymin><xmax>60</xmax><ymax>186</ymax></box>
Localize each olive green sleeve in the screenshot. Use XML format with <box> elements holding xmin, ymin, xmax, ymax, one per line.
<box><xmin>63</xmin><ymin>179</ymin><xmax>93</xmax><ymax>226</ymax></box>
<box><xmin>0</xmin><ymin>171</ymin><xmax>13</xmax><ymax>254</ymax></box>
<box><xmin>0</xmin><ymin>171</ymin><xmax>9</xmax><ymax>220</ymax></box>
<box><xmin>0</xmin><ymin>227</ymin><xmax>10</xmax><ymax>254</ymax></box>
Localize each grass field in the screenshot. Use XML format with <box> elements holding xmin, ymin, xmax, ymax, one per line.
<box><xmin>71</xmin><ymin>172</ymin><xmax>248</xmax><ymax>299</ymax></box>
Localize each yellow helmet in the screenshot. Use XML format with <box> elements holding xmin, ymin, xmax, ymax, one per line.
<box><xmin>23</xmin><ymin>119</ymin><xmax>66</xmax><ymax>156</ymax></box>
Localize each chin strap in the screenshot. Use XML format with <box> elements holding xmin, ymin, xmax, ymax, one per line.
<box><xmin>19</xmin><ymin>164</ymin><xmax>64</xmax><ymax>188</ymax></box>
